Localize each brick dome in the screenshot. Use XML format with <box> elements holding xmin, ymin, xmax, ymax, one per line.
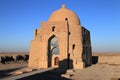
<box><xmin>48</xmin><ymin>4</ymin><xmax>80</xmax><ymax>25</ymax></box>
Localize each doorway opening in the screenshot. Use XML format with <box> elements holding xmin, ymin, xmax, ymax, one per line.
<box><xmin>54</xmin><ymin>57</ymin><xmax>59</xmax><ymax>66</ymax></box>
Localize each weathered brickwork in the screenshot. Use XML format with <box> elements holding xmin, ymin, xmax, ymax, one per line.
<box><xmin>29</xmin><ymin>5</ymin><xmax>92</xmax><ymax>69</ymax></box>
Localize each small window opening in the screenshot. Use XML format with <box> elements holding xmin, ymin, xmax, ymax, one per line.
<box><xmin>52</xmin><ymin>26</ymin><xmax>55</xmax><ymax>31</ymax></box>
<box><xmin>72</xmin><ymin>44</ymin><xmax>75</xmax><ymax>50</ymax></box>
<box><xmin>65</xmin><ymin>18</ymin><xmax>68</xmax><ymax>21</ymax></box>
<box><xmin>69</xmin><ymin>32</ymin><xmax>71</xmax><ymax>35</ymax></box>
<box><xmin>35</xmin><ymin>29</ymin><xmax>37</xmax><ymax>36</ymax></box>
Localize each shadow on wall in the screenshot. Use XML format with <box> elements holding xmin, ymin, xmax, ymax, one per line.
<box><xmin>58</xmin><ymin>56</ymin><xmax>98</xmax><ymax>69</ymax></box>
<box><xmin>92</xmin><ymin>56</ymin><xmax>99</xmax><ymax>64</ymax></box>
<box><xmin>59</xmin><ymin>59</ymin><xmax>73</xmax><ymax>70</ymax></box>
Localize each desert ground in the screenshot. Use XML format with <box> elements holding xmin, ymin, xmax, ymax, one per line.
<box><xmin>72</xmin><ymin>64</ymin><xmax>120</xmax><ymax>80</ymax></box>
<box><xmin>0</xmin><ymin>52</ymin><xmax>120</xmax><ymax>80</ymax></box>
<box><xmin>0</xmin><ymin>62</ymin><xmax>27</xmax><ymax>78</ymax></box>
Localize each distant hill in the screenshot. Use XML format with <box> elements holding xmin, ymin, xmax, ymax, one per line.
<box><xmin>0</xmin><ymin>52</ymin><xmax>29</xmax><ymax>57</ymax></box>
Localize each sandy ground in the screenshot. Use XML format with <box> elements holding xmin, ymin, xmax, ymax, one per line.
<box><xmin>0</xmin><ymin>62</ymin><xmax>70</xmax><ymax>80</ymax></box>
<box><xmin>18</xmin><ymin>69</ymin><xmax>70</xmax><ymax>80</ymax></box>
<box><xmin>1</xmin><ymin>63</ymin><xmax>120</xmax><ymax>80</ymax></box>
<box><xmin>71</xmin><ymin>64</ymin><xmax>120</xmax><ymax>80</ymax></box>
<box><xmin>0</xmin><ymin>62</ymin><xmax>27</xmax><ymax>78</ymax></box>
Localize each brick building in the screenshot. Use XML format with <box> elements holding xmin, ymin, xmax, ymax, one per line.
<box><xmin>29</xmin><ymin>4</ymin><xmax>92</xmax><ymax>69</ymax></box>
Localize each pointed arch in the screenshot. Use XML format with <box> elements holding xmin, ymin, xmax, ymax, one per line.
<box><xmin>47</xmin><ymin>35</ymin><xmax>59</xmax><ymax>67</ymax></box>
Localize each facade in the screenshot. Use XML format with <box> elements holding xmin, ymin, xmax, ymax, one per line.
<box><xmin>29</xmin><ymin>5</ymin><xmax>92</xmax><ymax>69</ymax></box>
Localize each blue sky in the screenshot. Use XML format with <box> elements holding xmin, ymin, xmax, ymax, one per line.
<box><xmin>0</xmin><ymin>0</ymin><xmax>120</xmax><ymax>52</ymax></box>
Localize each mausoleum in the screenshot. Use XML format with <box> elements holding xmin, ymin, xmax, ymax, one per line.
<box><xmin>29</xmin><ymin>4</ymin><xmax>92</xmax><ymax>69</ymax></box>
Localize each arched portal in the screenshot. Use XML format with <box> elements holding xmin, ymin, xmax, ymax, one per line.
<box><xmin>48</xmin><ymin>35</ymin><xmax>59</xmax><ymax>67</ymax></box>
<box><xmin>54</xmin><ymin>57</ymin><xmax>59</xmax><ymax>66</ymax></box>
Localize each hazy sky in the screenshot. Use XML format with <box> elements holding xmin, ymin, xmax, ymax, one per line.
<box><xmin>0</xmin><ymin>0</ymin><xmax>120</xmax><ymax>52</ymax></box>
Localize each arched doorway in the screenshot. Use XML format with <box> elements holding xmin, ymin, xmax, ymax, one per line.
<box><xmin>54</xmin><ymin>57</ymin><xmax>59</xmax><ymax>66</ymax></box>
<box><xmin>48</xmin><ymin>35</ymin><xmax>59</xmax><ymax>67</ymax></box>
